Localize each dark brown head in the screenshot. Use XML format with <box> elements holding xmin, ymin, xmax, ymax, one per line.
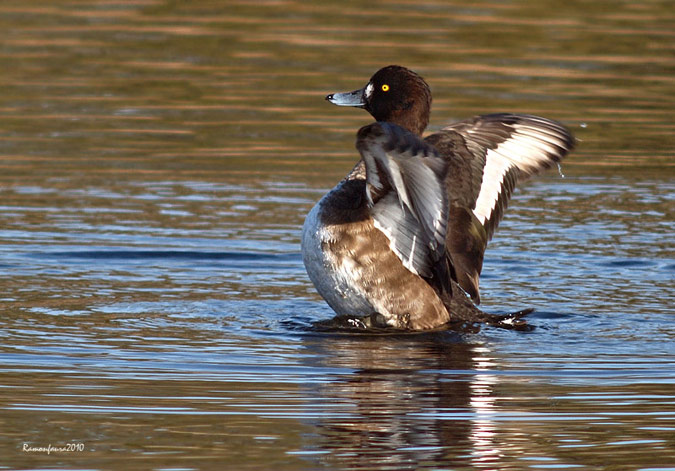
<box><xmin>326</xmin><ymin>65</ymin><xmax>432</xmax><ymax>136</ymax></box>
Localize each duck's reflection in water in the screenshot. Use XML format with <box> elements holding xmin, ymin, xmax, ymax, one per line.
<box><xmin>301</xmin><ymin>332</ymin><xmax>503</xmax><ymax>469</ymax></box>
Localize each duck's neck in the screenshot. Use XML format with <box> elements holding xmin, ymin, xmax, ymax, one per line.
<box><xmin>388</xmin><ymin>108</ymin><xmax>429</xmax><ymax>136</ymax></box>
<box><xmin>372</xmin><ymin>95</ymin><xmax>431</xmax><ymax>136</ymax></box>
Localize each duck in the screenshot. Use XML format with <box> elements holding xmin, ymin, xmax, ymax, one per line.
<box><xmin>302</xmin><ymin>65</ymin><xmax>575</xmax><ymax>331</ymax></box>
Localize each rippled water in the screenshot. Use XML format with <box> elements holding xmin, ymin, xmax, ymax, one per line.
<box><xmin>1</xmin><ymin>1</ymin><xmax>674</xmax><ymax>470</ymax></box>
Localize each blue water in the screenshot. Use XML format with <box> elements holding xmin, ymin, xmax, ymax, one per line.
<box><xmin>2</xmin><ymin>155</ymin><xmax>674</xmax><ymax>471</ymax></box>
<box><xmin>1</xmin><ymin>0</ymin><xmax>674</xmax><ymax>469</ymax></box>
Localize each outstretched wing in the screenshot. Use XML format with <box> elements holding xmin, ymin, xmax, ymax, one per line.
<box><xmin>356</xmin><ymin>122</ymin><xmax>449</xmax><ymax>278</ymax></box>
<box><xmin>426</xmin><ymin>113</ymin><xmax>575</xmax><ymax>302</ymax></box>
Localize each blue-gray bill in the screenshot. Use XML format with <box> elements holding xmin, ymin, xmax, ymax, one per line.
<box><xmin>326</xmin><ymin>87</ymin><xmax>367</xmax><ymax>107</ymax></box>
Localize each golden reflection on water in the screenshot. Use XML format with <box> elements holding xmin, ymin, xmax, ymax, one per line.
<box><xmin>0</xmin><ymin>0</ymin><xmax>674</xmax><ymax>469</ymax></box>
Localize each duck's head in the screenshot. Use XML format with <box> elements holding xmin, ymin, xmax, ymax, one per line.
<box><xmin>326</xmin><ymin>65</ymin><xmax>432</xmax><ymax>136</ymax></box>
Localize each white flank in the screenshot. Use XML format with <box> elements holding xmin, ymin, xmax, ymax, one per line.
<box><xmin>302</xmin><ymin>189</ymin><xmax>376</xmax><ymax>317</ymax></box>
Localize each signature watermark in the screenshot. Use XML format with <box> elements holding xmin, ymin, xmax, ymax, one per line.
<box><xmin>22</xmin><ymin>443</ymin><xmax>85</xmax><ymax>455</ymax></box>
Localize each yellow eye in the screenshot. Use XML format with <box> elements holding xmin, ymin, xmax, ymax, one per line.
<box><xmin>381</xmin><ymin>84</ymin><xmax>390</xmax><ymax>92</ymax></box>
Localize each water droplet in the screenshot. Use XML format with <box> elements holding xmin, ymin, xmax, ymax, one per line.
<box><xmin>557</xmin><ymin>162</ymin><xmax>565</xmax><ymax>178</ymax></box>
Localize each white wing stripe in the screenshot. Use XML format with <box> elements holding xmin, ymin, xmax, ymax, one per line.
<box><xmin>495</xmin><ymin>139</ymin><xmax>547</xmax><ymax>170</ymax></box>
<box><xmin>472</xmin><ymin>128</ymin><xmax>564</xmax><ymax>224</ymax></box>
<box><xmin>473</xmin><ymin>150</ymin><xmax>511</xmax><ymax>224</ymax></box>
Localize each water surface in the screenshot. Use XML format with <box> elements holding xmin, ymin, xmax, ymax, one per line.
<box><xmin>1</xmin><ymin>1</ymin><xmax>674</xmax><ymax>470</ymax></box>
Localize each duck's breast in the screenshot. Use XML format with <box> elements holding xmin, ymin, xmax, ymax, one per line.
<box><xmin>301</xmin><ymin>183</ymin><xmax>376</xmax><ymax>317</ymax></box>
<box><xmin>301</xmin><ymin>179</ymin><xmax>451</xmax><ymax>329</ymax></box>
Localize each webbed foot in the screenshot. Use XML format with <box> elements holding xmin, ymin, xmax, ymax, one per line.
<box><xmin>483</xmin><ymin>308</ymin><xmax>535</xmax><ymax>331</ymax></box>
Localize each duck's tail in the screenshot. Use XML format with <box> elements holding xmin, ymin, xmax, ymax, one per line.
<box><xmin>443</xmin><ymin>279</ymin><xmax>535</xmax><ymax>331</ymax></box>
